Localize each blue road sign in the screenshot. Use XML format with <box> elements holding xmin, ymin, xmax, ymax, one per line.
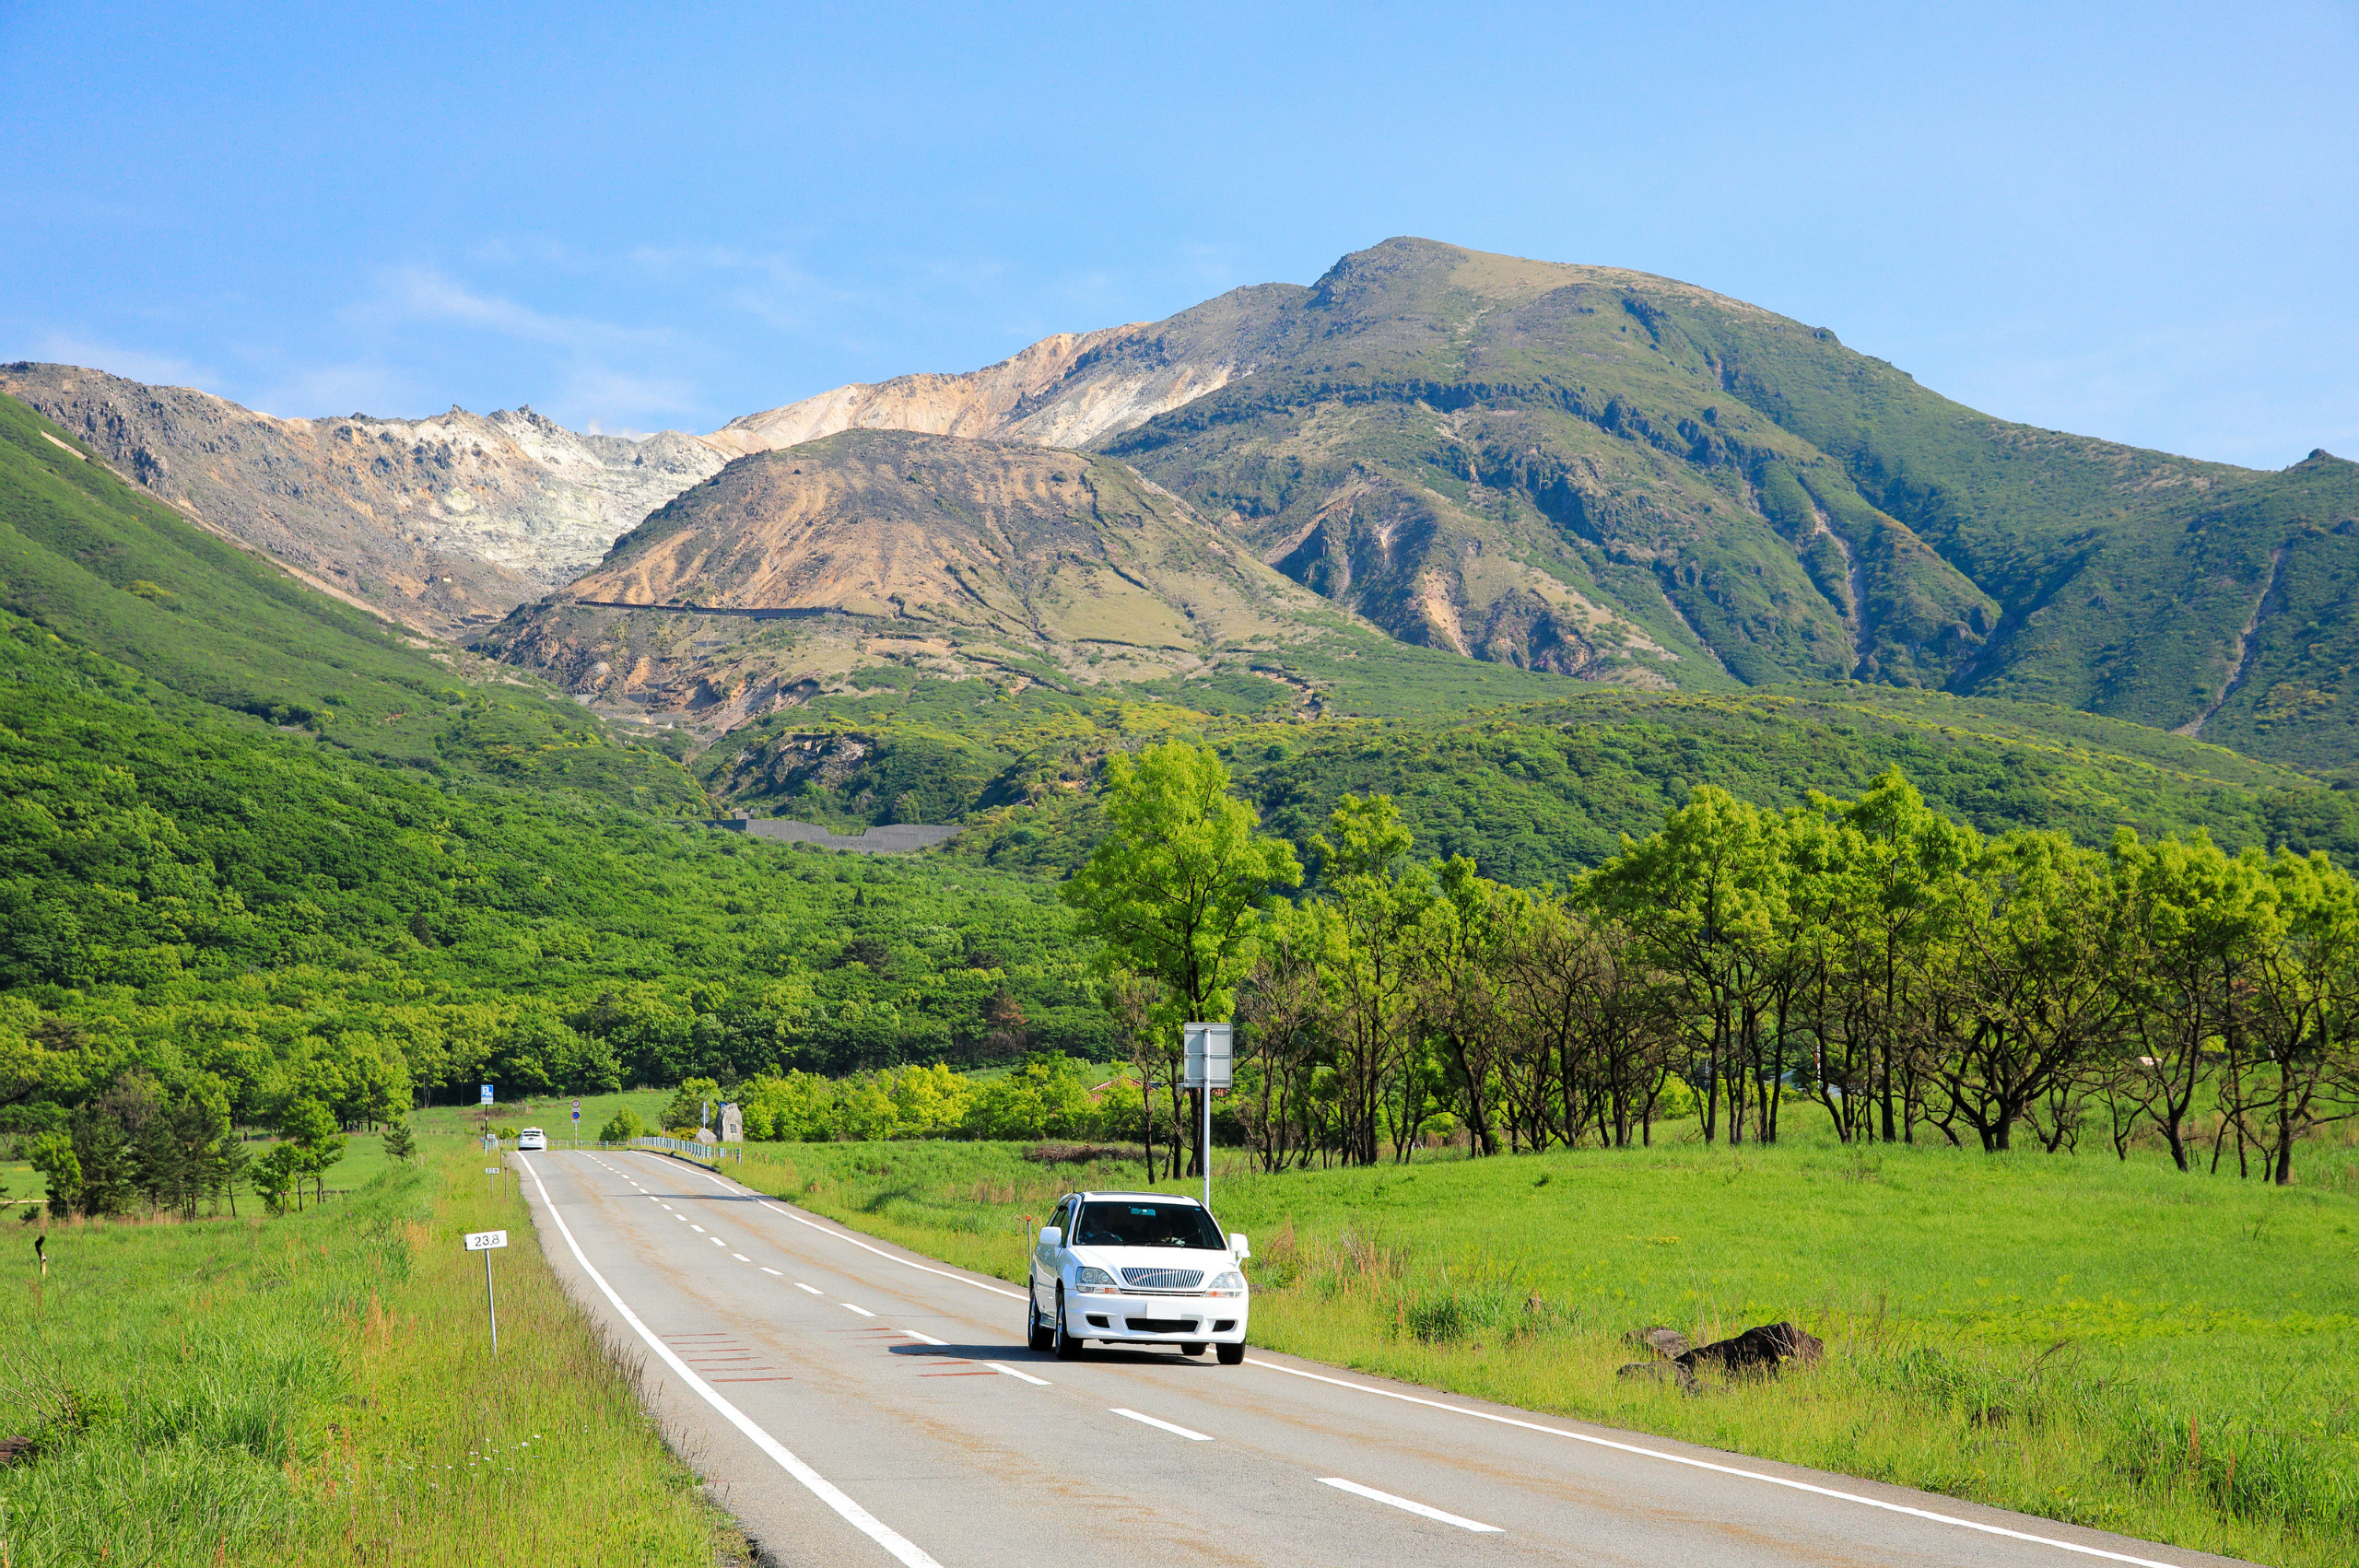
<box><xmin>479</xmin><ymin>1083</ymin><xmax>494</xmax><ymax>1106</ymax></box>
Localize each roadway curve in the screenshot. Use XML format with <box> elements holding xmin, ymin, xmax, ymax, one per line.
<box><xmin>514</xmin><ymin>1150</ymin><xmax>2246</xmax><ymax>1568</ymax></box>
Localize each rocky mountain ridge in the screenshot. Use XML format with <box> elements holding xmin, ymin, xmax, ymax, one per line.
<box><xmin>0</xmin><ymin>363</ymin><xmax>727</xmax><ymax>636</ymax></box>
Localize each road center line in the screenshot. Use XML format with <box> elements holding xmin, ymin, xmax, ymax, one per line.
<box><xmin>795</xmin><ymin>1282</ymin><xmax>824</xmax><ymax>1295</ymax></box>
<box><xmin>1318</xmin><ymin>1477</ymin><xmax>1501</xmax><ymax>1533</ymax></box>
<box><xmin>840</xmin><ymin>1302</ymin><xmax>876</xmax><ymax>1317</ymax></box>
<box><xmin>896</xmin><ymin>1328</ymin><xmax>948</xmax><ymax>1346</ymax></box>
<box><xmin>514</xmin><ymin>1154</ymin><xmax>942</xmax><ymax>1568</ymax></box>
<box><xmin>981</xmin><ymin>1362</ymin><xmax>1050</xmax><ymax>1386</ymax></box>
<box><xmin>732</xmin><ymin>1253</ymin><xmax>751</xmax><ymax>1262</ymax></box>
<box><xmin>1110</xmin><ymin>1408</ymin><xmax>1212</xmax><ymax>1442</ymax></box>
<box><xmin>760</xmin><ymin>1267</ymin><xmax>783</xmax><ymax>1277</ymax></box>
<box><xmin>1248</xmin><ymin>1359</ymin><xmax>2186</xmax><ymax>1568</ymax></box>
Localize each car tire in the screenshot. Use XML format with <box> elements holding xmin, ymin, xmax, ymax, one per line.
<box><xmin>1027</xmin><ymin>1291</ymin><xmax>1053</xmax><ymax>1352</ymax></box>
<box><xmin>1180</xmin><ymin>1342</ymin><xmax>1206</xmax><ymax>1356</ymax></box>
<box><xmin>1216</xmin><ymin>1340</ymin><xmax>1246</xmax><ymax>1365</ymax></box>
<box><xmin>1052</xmin><ymin>1286</ymin><xmax>1083</xmax><ymax>1361</ymax></box>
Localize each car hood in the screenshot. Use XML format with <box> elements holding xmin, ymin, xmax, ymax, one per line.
<box><xmin>1070</xmin><ymin>1246</ymin><xmax>1239</xmax><ymax>1283</ymax></box>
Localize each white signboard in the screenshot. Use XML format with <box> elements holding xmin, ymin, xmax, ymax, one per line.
<box><xmin>463</xmin><ymin>1230</ymin><xmax>509</xmax><ymax>1252</ymax></box>
<box><xmin>1183</xmin><ymin>1022</ymin><xmax>1233</xmax><ymax>1090</ymax></box>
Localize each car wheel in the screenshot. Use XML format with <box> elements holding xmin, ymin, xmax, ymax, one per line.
<box><xmin>1027</xmin><ymin>1290</ymin><xmax>1053</xmax><ymax>1352</ymax></box>
<box><xmin>1052</xmin><ymin>1286</ymin><xmax>1083</xmax><ymax>1361</ymax></box>
<box><xmin>1216</xmin><ymin>1340</ymin><xmax>1246</xmax><ymax>1365</ymax></box>
<box><xmin>1180</xmin><ymin>1342</ymin><xmax>1206</xmax><ymax>1356</ymax></box>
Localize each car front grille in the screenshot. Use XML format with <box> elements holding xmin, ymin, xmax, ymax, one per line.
<box><xmin>1122</xmin><ymin>1317</ymin><xmax>1200</xmax><ymax>1334</ymax></box>
<box><xmin>1121</xmin><ymin>1268</ymin><xmax>1204</xmax><ymax>1291</ymax></box>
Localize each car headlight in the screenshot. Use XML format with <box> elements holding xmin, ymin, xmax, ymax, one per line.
<box><xmin>1073</xmin><ymin>1266</ymin><xmax>1121</xmax><ymax>1295</ymax></box>
<box><xmin>1207</xmin><ymin>1271</ymin><xmax>1246</xmax><ymax>1297</ymax></box>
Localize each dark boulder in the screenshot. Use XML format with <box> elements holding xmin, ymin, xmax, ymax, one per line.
<box><xmin>1676</xmin><ymin>1321</ymin><xmax>1824</xmax><ymax>1376</ymax></box>
<box><xmin>1615</xmin><ymin>1360</ymin><xmax>1698</xmax><ymax>1393</ymax></box>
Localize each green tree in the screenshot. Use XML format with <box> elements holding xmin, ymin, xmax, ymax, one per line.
<box><xmin>381</xmin><ymin>1117</ymin><xmax>418</xmax><ymax>1164</ymax></box>
<box><xmin>1064</xmin><ymin>742</ymin><xmax>1301</xmax><ymax>1175</ymax></box>
<box><xmin>663</xmin><ymin>1077</ymin><xmax>721</xmax><ymax>1135</ymax></box>
<box><xmin>1589</xmin><ymin>787</ymin><xmax>1790</xmax><ymax>1143</ymax></box>
<box><xmin>24</xmin><ymin>1131</ymin><xmax>78</xmax><ymax>1219</ymax></box>
<box><xmin>597</xmin><ymin>1106</ymin><xmax>647</xmax><ymax>1144</ymax></box>
<box><xmin>279</xmin><ymin>1098</ymin><xmax>344</xmax><ymax>1206</ymax></box>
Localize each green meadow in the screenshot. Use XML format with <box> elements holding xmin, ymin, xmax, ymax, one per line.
<box><xmin>0</xmin><ymin>1143</ymin><xmax>733</xmax><ymax>1566</ymax></box>
<box><xmin>729</xmin><ymin>1125</ymin><xmax>2359</xmax><ymax>1568</ymax></box>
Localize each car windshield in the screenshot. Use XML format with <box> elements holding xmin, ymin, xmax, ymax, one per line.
<box><xmin>1073</xmin><ymin>1201</ymin><xmax>1225</xmax><ymax>1250</ymax></box>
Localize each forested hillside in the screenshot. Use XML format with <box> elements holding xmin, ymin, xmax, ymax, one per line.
<box><xmin>697</xmin><ymin>671</ymin><xmax>2355</xmax><ymax>883</ymax></box>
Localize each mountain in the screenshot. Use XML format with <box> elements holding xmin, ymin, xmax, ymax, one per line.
<box><xmin>18</xmin><ymin>240</ymin><xmax>2357</xmax><ymax>772</ymax></box>
<box><xmin>715</xmin><ymin>239</ymin><xmax>2359</xmax><ymax>770</ymax></box>
<box><xmin>477</xmin><ymin>427</ymin><xmax>1451</xmax><ymax>733</ymax></box>
<box><xmin>0</xmin><ymin>362</ymin><xmax>726</xmax><ymax>636</ymax></box>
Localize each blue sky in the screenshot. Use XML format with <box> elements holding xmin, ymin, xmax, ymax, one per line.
<box><xmin>6</xmin><ymin>2</ymin><xmax>2353</xmax><ymax>468</ymax></box>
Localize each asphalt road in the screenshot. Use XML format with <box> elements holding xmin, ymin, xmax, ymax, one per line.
<box><xmin>514</xmin><ymin>1149</ymin><xmax>2247</xmax><ymax>1568</ymax></box>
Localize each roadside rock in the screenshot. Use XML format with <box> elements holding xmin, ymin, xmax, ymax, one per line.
<box><xmin>1676</xmin><ymin>1322</ymin><xmax>1824</xmax><ymax>1377</ymax></box>
<box><xmin>1624</xmin><ymin>1325</ymin><xmax>1691</xmax><ymax>1360</ymax></box>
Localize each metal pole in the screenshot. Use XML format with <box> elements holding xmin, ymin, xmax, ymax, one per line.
<box><xmin>1201</xmin><ymin>1084</ymin><xmax>1211</xmax><ymax>1211</ymax></box>
<box><xmin>485</xmin><ymin>1246</ymin><xmax>499</xmax><ymax>1356</ymax></box>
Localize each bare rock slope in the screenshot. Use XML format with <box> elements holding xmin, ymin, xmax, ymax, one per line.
<box><xmin>482</xmin><ymin>428</ymin><xmax>1355</xmax><ymax>735</ymax></box>
<box><xmin>1</xmin><ymin>363</ymin><xmax>726</xmax><ymax>635</ymax></box>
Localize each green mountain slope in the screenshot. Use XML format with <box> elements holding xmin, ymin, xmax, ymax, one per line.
<box><xmin>0</xmin><ymin>392</ymin><xmax>705</xmax><ymax>810</ymax></box>
<box><xmin>695</xmin><ymin>671</ymin><xmax>2346</xmax><ymax>887</ymax></box>
<box><xmin>1039</xmin><ymin>239</ymin><xmax>2358</xmax><ymax>767</ymax></box>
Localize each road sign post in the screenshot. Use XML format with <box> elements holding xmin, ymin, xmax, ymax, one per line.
<box><xmin>1182</xmin><ymin>1023</ymin><xmax>1233</xmax><ymax>1211</ymax></box>
<box><xmin>464</xmin><ymin>1229</ymin><xmax>509</xmax><ymax>1354</ymax></box>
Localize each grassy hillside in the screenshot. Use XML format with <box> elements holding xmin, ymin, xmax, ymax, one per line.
<box><xmin>728</xmin><ymin>1129</ymin><xmax>2359</xmax><ymax>1568</ymax></box>
<box><xmin>0</xmin><ymin>392</ymin><xmax>703</xmax><ymax>809</ymax></box>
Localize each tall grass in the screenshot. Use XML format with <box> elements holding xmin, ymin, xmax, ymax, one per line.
<box><xmin>736</xmin><ymin>1128</ymin><xmax>2359</xmax><ymax>1568</ymax></box>
<box><xmin>0</xmin><ymin>1145</ymin><xmax>734</xmax><ymax>1565</ymax></box>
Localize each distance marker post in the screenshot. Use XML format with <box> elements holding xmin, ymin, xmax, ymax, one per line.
<box><xmin>464</xmin><ymin>1229</ymin><xmax>509</xmax><ymax>1354</ymax></box>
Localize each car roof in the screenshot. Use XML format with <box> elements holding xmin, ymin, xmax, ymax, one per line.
<box><xmin>1075</xmin><ymin>1190</ymin><xmax>1203</xmax><ymax>1207</ymax></box>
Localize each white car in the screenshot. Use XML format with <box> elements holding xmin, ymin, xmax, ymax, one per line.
<box><xmin>1027</xmin><ymin>1190</ymin><xmax>1250</xmax><ymax>1364</ymax></box>
<box><xmin>516</xmin><ymin>1127</ymin><xmax>547</xmax><ymax>1151</ymax></box>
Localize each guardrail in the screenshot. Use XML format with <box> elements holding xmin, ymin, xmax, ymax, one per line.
<box><xmin>632</xmin><ymin>1134</ymin><xmax>745</xmax><ymax>1165</ymax></box>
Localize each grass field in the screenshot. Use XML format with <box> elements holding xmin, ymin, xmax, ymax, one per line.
<box><xmin>0</xmin><ymin>1141</ymin><xmax>735</xmax><ymax>1566</ymax></box>
<box><xmin>721</xmin><ymin>1124</ymin><xmax>2359</xmax><ymax>1568</ymax></box>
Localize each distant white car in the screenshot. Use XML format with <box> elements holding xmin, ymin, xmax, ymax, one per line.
<box><xmin>516</xmin><ymin>1127</ymin><xmax>547</xmax><ymax>1151</ymax></box>
<box><xmin>1027</xmin><ymin>1190</ymin><xmax>1250</xmax><ymax>1364</ymax></box>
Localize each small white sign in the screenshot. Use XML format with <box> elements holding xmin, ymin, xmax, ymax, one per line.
<box><xmin>464</xmin><ymin>1230</ymin><xmax>509</xmax><ymax>1252</ymax></box>
<box><xmin>1183</xmin><ymin>1022</ymin><xmax>1234</xmax><ymax>1089</ymax></box>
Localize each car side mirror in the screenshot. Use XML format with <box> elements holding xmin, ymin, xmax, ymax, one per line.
<box><xmin>1229</xmin><ymin>1233</ymin><xmax>1250</xmax><ymax>1259</ymax></box>
<box><xmin>1039</xmin><ymin>1225</ymin><xmax>1062</xmax><ymax>1246</ymax></box>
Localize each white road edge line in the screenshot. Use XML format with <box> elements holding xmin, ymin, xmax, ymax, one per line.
<box><xmin>896</xmin><ymin>1328</ymin><xmax>948</xmax><ymax>1346</ymax></box>
<box><xmin>1109</xmin><ymin>1407</ymin><xmax>1211</xmax><ymax>1442</ymax></box>
<box><xmin>981</xmin><ymin>1362</ymin><xmax>1050</xmax><ymax>1387</ymax></box>
<box><xmin>662</xmin><ymin>1162</ymin><xmax>1026</xmax><ymax>1301</ymax></box>
<box><xmin>841</xmin><ymin>1303</ymin><xmax>876</xmax><ymax>1317</ymax></box>
<box><xmin>1250</xmin><ymin>1359</ymin><xmax>2186</xmax><ymax>1568</ymax></box>
<box><xmin>1318</xmin><ymin>1477</ymin><xmax>1501</xmax><ymax>1533</ymax></box>
<box><xmin>515</xmin><ymin>1153</ymin><xmax>942</xmax><ymax>1568</ymax></box>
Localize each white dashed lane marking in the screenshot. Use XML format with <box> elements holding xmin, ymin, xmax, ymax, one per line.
<box><xmin>982</xmin><ymin>1362</ymin><xmax>1049</xmax><ymax>1386</ymax></box>
<box><xmin>1111</xmin><ymin>1408</ymin><xmax>1211</xmax><ymax>1442</ymax></box>
<box><xmin>1318</xmin><ymin>1478</ymin><xmax>1501</xmax><ymax>1533</ymax></box>
<box><xmin>840</xmin><ymin>1303</ymin><xmax>875</xmax><ymax>1318</ymax></box>
<box><xmin>795</xmin><ymin>1283</ymin><xmax>823</xmax><ymax>1296</ymax></box>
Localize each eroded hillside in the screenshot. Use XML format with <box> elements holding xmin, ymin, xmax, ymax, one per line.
<box><xmin>0</xmin><ymin>363</ymin><xmax>726</xmax><ymax>635</ymax></box>
<box><xmin>478</xmin><ymin>429</ymin><xmax>1401</xmax><ymax>735</ymax></box>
